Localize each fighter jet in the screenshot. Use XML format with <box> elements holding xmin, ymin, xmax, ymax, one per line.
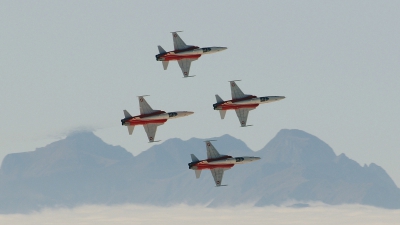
<box><xmin>121</xmin><ymin>96</ymin><xmax>194</xmax><ymax>142</ymax></box>
<box><xmin>155</xmin><ymin>31</ymin><xmax>227</xmax><ymax>77</ymax></box>
<box><xmin>213</xmin><ymin>80</ymin><xmax>285</xmax><ymax>127</ymax></box>
<box><xmin>188</xmin><ymin>140</ymin><xmax>260</xmax><ymax>187</ymax></box>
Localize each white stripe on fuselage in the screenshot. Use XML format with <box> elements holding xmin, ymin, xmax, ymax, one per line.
<box><xmin>226</xmin><ymin>96</ymin><xmax>285</xmax><ymax>105</ymax></box>
<box><xmin>206</xmin><ymin>156</ymin><xmax>260</xmax><ymax>165</ymax></box>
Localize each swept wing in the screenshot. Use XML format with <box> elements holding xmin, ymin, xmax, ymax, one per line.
<box><xmin>172</xmin><ymin>32</ymin><xmax>189</xmax><ymax>50</ymax></box>
<box><xmin>143</xmin><ymin>123</ymin><xmax>163</xmax><ymax>142</ymax></box>
<box><xmin>205</xmin><ymin>141</ymin><xmax>221</xmax><ymax>159</ymax></box>
<box><xmin>230</xmin><ymin>81</ymin><xmax>247</xmax><ymax>100</ymax></box>
<box><xmin>235</xmin><ymin>108</ymin><xmax>253</xmax><ymax>127</ymax></box>
<box><xmin>210</xmin><ymin>168</ymin><xmax>229</xmax><ymax>187</ymax></box>
<box><xmin>178</xmin><ymin>58</ymin><xmax>196</xmax><ymax>77</ymax></box>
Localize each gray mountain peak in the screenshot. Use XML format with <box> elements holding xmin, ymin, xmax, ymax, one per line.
<box><xmin>258</xmin><ymin>129</ymin><xmax>336</xmax><ymax>164</ymax></box>
<box><xmin>0</xmin><ymin>129</ymin><xmax>399</xmax><ymax>214</ymax></box>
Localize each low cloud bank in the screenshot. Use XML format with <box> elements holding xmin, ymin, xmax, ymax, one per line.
<box><xmin>0</xmin><ymin>204</ymin><xmax>399</xmax><ymax>225</ymax></box>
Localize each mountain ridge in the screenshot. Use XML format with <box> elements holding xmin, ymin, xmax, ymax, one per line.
<box><xmin>0</xmin><ymin>129</ymin><xmax>399</xmax><ymax>214</ymax></box>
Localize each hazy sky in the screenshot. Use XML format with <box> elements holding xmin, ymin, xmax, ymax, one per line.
<box><xmin>1</xmin><ymin>1</ymin><xmax>400</xmax><ymax>185</ymax></box>
<box><xmin>0</xmin><ymin>204</ymin><xmax>399</xmax><ymax>225</ymax></box>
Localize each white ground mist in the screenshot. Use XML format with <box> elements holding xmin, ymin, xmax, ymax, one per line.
<box><xmin>0</xmin><ymin>204</ymin><xmax>399</xmax><ymax>225</ymax></box>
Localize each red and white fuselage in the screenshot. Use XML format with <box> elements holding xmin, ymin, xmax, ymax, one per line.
<box><xmin>121</xmin><ymin>110</ymin><xmax>193</xmax><ymax>126</ymax></box>
<box><xmin>188</xmin><ymin>155</ymin><xmax>260</xmax><ymax>171</ymax></box>
<box><xmin>156</xmin><ymin>46</ymin><xmax>227</xmax><ymax>62</ymax></box>
<box><xmin>213</xmin><ymin>95</ymin><xmax>285</xmax><ymax>111</ymax></box>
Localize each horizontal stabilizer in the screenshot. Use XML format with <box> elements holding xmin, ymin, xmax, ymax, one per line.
<box><xmin>127</xmin><ymin>125</ymin><xmax>134</xmax><ymax>135</ymax></box>
<box><xmin>162</xmin><ymin>61</ymin><xmax>169</xmax><ymax>70</ymax></box>
<box><xmin>219</xmin><ymin>110</ymin><xmax>226</xmax><ymax>119</ymax></box>
<box><xmin>215</xmin><ymin>185</ymin><xmax>228</xmax><ymax>187</ymax></box>
<box><xmin>123</xmin><ymin>110</ymin><xmax>132</xmax><ymax>118</ymax></box>
<box><xmin>191</xmin><ymin>154</ymin><xmax>199</xmax><ymax>162</ymax></box>
<box><xmin>195</xmin><ymin>170</ymin><xmax>201</xmax><ymax>179</ymax></box>
<box><xmin>158</xmin><ymin>45</ymin><xmax>166</xmax><ymax>54</ymax></box>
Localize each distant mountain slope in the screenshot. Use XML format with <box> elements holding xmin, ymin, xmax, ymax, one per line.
<box><xmin>0</xmin><ymin>129</ymin><xmax>399</xmax><ymax>214</ymax></box>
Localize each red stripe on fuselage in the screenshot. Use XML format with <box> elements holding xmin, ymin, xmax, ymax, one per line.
<box><xmin>216</xmin><ymin>95</ymin><xmax>259</xmax><ymax>110</ymax></box>
<box><xmin>192</xmin><ymin>156</ymin><xmax>234</xmax><ymax>170</ymax></box>
<box><xmin>161</xmin><ymin>54</ymin><xmax>201</xmax><ymax>61</ymax></box>
<box><xmin>158</xmin><ymin>46</ymin><xmax>202</xmax><ymax>61</ymax></box>
<box><xmin>195</xmin><ymin>164</ymin><xmax>235</xmax><ymax>170</ymax></box>
<box><xmin>127</xmin><ymin>119</ymin><xmax>167</xmax><ymax>126</ymax></box>
<box><xmin>127</xmin><ymin>111</ymin><xmax>168</xmax><ymax>126</ymax></box>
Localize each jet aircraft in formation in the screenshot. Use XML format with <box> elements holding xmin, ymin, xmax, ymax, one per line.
<box><xmin>121</xmin><ymin>32</ymin><xmax>285</xmax><ymax>187</ymax></box>
<box><xmin>213</xmin><ymin>80</ymin><xmax>285</xmax><ymax>127</ymax></box>
<box><xmin>155</xmin><ymin>31</ymin><xmax>227</xmax><ymax>77</ymax></box>
<box><xmin>188</xmin><ymin>141</ymin><xmax>260</xmax><ymax>187</ymax></box>
<box><xmin>121</xmin><ymin>96</ymin><xmax>193</xmax><ymax>142</ymax></box>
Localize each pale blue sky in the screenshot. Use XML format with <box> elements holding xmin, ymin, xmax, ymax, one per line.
<box><xmin>1</xmin><ymin>1</ymin><xmax>399</xmax><ymax>184</ymax></box>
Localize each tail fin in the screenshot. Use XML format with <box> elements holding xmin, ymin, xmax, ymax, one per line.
<box><xmin>158</xmin><ymin>46</ymin><xmax>169</xmax><ymax>70</ymax></box>
<box><xmin>219</xmin><ymin>110</ymin><xmax>227</xmax><ymax>119</ymax></box>
<box><xmin>195</xmin><ymin>170</ymin><xmax>201</xmax><ymax>179</ymax></box>
<box><xmin>123</xmin><ymin>110</ymin><xmax>132</xmax><ymax>118</ymax></box>
<box><xmin>127</xmin><ymin>125</ymin><xmax>134</xmax><ymax>135</ymax></box>
<box><xmin>191</xmin><ymin>154</ymin><xmax>199</xmax><ymax>162</ymax></box>
<box><xmin>158</xmin><ymin>45</ymin><xmax>166</xmax><ymax>54</ymax></box>
<box><xmin>215</xmin><ymin>94</ymin><xmax>224</xmax><ymax>103</ymax></box>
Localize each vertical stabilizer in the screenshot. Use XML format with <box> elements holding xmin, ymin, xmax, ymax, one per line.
<box><xmin>215</xmin><ymin>94</ymin><xmax>224</xmax><ymax>103</ymax></box>
<box><xmin>123</xmin><ymin>110</ymin><xmax>132</xmax><ymax>118</ymax></box>
<box><xmin>158</xmin><ymin>45</ymin><xmax>166</xmax><ymax>54</ymax></box>
<box><xmin>191</xmin><ymin>154</ymin><xmax>199</xmax><ymax>162</ymax></box>
<box><xmin>195</xmin><ymin>170</ymin><xmax>201</xmax><ymax>179</ymax></box>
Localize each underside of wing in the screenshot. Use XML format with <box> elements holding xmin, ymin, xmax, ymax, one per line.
<box><xmin>210</xmin><ymin>168</ymin><xmax>225</xmax><ymax>186</ymax></box>
<box><xmin>143</xmin><ymin>123</ymin><xmax>163</xmax><ymax>142</ymax></box>
<box><xmin>138</xmin><ymin>96</ymin><xmax>157</xmax><ymax>115</ymax></box>
<box><xmin>230</xmin><ymin>81</ymin><xmax>247</xmax><ymax>100</ymax></box>
<box><xmin>235</xmin><ymin>108</ymin><xmax>252</xmax><ymax>127</ymax></box>
<box><xmin>205</xmin><ymin>141</ymin><xmax>221</xmax><ymax>159</ymax></box>
<box><xmin>172</xmin><ymin>32</ymin><xmax>189</xmax><ymax>50</ymax></box>
<box><xmin>177</xmin><ymin>59</ymin><xmax>194</xmax><ymax>77</ymax></box>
